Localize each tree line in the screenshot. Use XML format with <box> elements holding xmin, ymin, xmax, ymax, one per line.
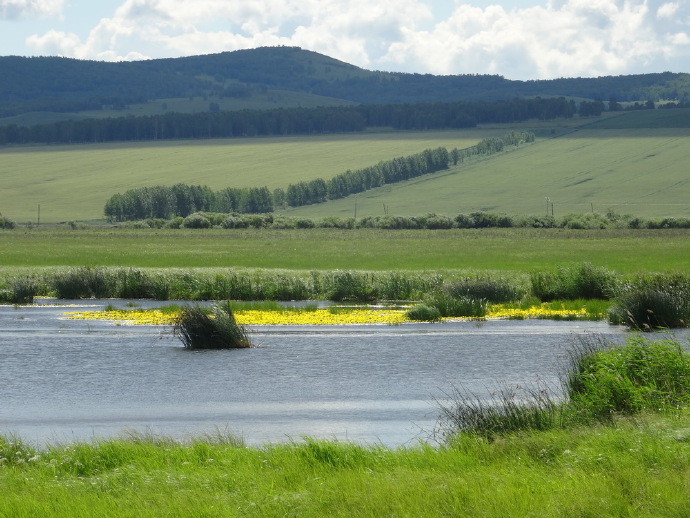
<box><xmin>104</xmin><ymin>132</ymin><xmax>534</xmax><ymax>221</ymax></box>
<box><xmin>3</xmin><ymin>97</ymin><xmax>570</xmax><ymax>145</ymax></box>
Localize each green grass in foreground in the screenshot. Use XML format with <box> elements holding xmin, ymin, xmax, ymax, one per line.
<box><xmin>1</xmin><ymin>228</ymin><xmax>689</xmax><ymax>272</ymax></box>
<box><xmin>1</xmin><ymin>415</ymin><xmax>689</xmax><ymax>517</ymax></box>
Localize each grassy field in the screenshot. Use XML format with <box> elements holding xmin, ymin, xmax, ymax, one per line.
<box><xmin>1</xmin><ymin>228</ymin><xmax>688</xmax><ymax>273</ymax></box>
<box><xmin>0</xmin><ymin>129</ymin><xmax>492</xmax><ymax>224</ymax></box>
<box><xmin>2</xmin><ymin>413</ymin><xmax>690</xmax><ymax>517</ymax></box>
<box><xmin>290</xmin><ymin>125</ymin><xmax>690</xmax><ymax>220</ymax></box>
<box><xmin>2</xmin><ymin>111</ymin><xmax>689</xmax><ymax>224</ymax></box>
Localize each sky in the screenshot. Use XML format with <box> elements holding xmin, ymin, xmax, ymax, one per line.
<box><xmin>0</xmin><ymin>0</ymin><xmax>689</xmax><ymax>80</ymax></box>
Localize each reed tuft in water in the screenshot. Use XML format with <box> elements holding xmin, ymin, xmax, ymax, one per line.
<box><xmin>174</xmin><ymin>301</ymin><xmax>252</xmax><ymax>349</ymax></box>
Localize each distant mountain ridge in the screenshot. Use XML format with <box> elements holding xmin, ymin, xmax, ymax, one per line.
<box><xmin>1</xmin><ymin>46</ymin><xmax>689</xmax><ymax>118</ymax></box>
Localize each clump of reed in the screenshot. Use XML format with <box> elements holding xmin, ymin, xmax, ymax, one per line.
<box><xmin>173</xmin><ymin>301</ymin><xmax>252</xmax><ymax>349</ymax></box>
<box><xmin>0</xmin><ymin>276</ymin><xmax>41</xmax><ymax>304</ymax></box>
<box><xmin>446</xmin><ymin>277</ymin><xmax>525</xmax><ymax>304</ymax></box>
<box><xmin>323</xmin><ymin>270</ymin><xmax>376</xmax><ymax>302</ymax></box>
<box><xmin>52</xmin><ymin>266</ymin><xmax>113</xmax><ymax>298</ymax></box>
<box><xmin>434</xmin><ymin>381</ymin><xmax>563</xmax><ymax>443</ymax></box>
<box><xmin>424</xmin><ymin>292</ymin><xmax>488</xmax><ymax>318</ymax></box>
<box><xmin>530</xmin><ymin>262</ymin><xmax>620</xmax><ymax>301</ymax></box>
<box><xmin>435</xmin><ymin>335</ymin><xmax>690</xmax><ymax>442</ymax></box>
<box><xmin>408</xmin><ymin>278</ymin><xmax>513</xmax><ymax>321</ymax></box>
<box><xmin>608</xmin><ymin>273</ymin><xmax>690</xmax><ymax>330</ymax></box>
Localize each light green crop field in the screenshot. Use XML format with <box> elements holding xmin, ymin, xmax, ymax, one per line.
<box><xmin>0</xmin><ymin>129</ymin><xmax>494</xmax><ymax>224</ymax></box>
<box><xmin>2</xmin><ymin>112</ymin><xmax>689</xmax><ymax>224</ymax></box>
<box><xmin>289</xmin><ymin>126</ymin><xmax>690</xmax><ymax>220</ymax></box>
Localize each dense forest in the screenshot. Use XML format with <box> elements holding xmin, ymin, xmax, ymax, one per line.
<box><xmin>0</xmin><ymin>98</ymin><xmax>576</xmax><ymax>144</ymax></box>
<box><xmin>1</xmin><ymin>46</ymin><xmax>690</xmax><ymax>120</ymax></box>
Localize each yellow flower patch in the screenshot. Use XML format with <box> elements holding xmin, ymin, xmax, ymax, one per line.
<box><xmin>486</xmin><ymin>304</ymin><xmax>588</xmax><ymax>320</ymax></box>
<box><xmin>64</xmin><ymin>304</ymin><xmax>598</xmax><ymax>326</ymax></box>
<box><xmin>234</xmin><ymin>309</ymin><xmax>408</xmax><ymax>325</ymax></box>
<box><xmin>64</xmin><ymin>310</ymin><xmax>176</xmax><ymax>326</ymax></box>
<box><xmin>64</xmin><ymin>308</ymin><xmax>409</xmax><ymax>326</ymax></box>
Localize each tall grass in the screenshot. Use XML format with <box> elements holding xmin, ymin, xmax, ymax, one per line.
<box><xmin>173</xmin><ymin>301</ymin><xmax>252</xmax><ymax>349</ymax></box>
<box><xmin>53</xmin><ymin>266</ymin><xmax>113</xmax><ymax>298</ymax></box>
<box><xmin>435</xmin><ymin>335</ymin><xmax>690</xmax><ymax>441</ymax></box>
<box><xmin>433</xmin><ymin>381</ymin><xmax>563</xmax><ymax>443</ymax></box>
<box><xmin>566</xmin><ymin>335</ymin><xmax>690</xmax><ymax>419</ymax></box>
<box><xmin>608</xmin><ymin>273</ymin><xmax>690</xmax><ymax>330</ymax></box>
<box><xmin>530</xmin><ymin>262</ymin><xmax>620</xmax><ymax>301</ymax></box>
<box><xmin>5</xmin><ymin>417</ymin><xmax>690</xmax><ymax>516</ymax></box>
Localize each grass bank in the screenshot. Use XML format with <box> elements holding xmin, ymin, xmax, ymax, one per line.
<box><xmin>2</xmin><ymin>412</ymin><xmax>690</xmax><ymax>516</ymax></box>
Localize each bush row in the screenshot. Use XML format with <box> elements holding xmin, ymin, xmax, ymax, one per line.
<box><xmin>115</xmin><ymin>210</ymin><xmax>690</xmax><ymax>231</ymax></box>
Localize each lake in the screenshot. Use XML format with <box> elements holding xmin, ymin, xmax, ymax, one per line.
<box><xmin>1</xmin><ymin>300</ymin><xmax>679</xmax><ymax>448</ymax></box>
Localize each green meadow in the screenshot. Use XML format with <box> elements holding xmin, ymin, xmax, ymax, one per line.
<box><xmin>1</xmin><ymin>228</ymin><xmax>689</xmax><ymax>272</ymax></box>
<box><xmin>290</xmin><ymin>126</ymin><xmax>690</xmax><ymax>220</ymax></box>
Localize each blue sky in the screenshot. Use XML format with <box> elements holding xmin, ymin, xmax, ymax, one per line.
<box><xmin>1</xmin><ymin>0</ymin><xmax>688</xmax><ymax>80</ymax></box>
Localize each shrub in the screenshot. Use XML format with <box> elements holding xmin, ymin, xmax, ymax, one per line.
<box><xmin>183</xmin><ymin>213</ymin><xmax>212</xmax><ymax>229</ymax></box>
<box><xmin>406</xmin><ymin>304</ymin><xmax>442</xmax><ymax>322</ymax></box>
<box><xmin>166</xmin><ymin>217</ymin><xmax>185</xmax><ymax>229</ymax></box>
<box><xmin>0</xmin><ymin>214</ymin><xmax>16</xmax><ymax>229</ymax></box>
<box><xmin>173</xmin><ymin>302</ymin><xmax>252</xmax><ymax>349</ymax></box>
<box><xmin>294</xmin><ymin>218</ymin><xmax>315</xmax><ymax>229</ymax></box>
<box><xmin>560</xmin><ymin>213</ymin><xmax>610</xmax><ymax>229</ymax></box>
<box><xmin>221</xmin><ymin>215</ymin><xmax>249</xmax><ymax>229</ymax></box>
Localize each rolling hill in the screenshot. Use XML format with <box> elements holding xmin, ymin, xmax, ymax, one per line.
<box><xmin>1</xmin><ymin>46</ymin><xmax>690</xmax><ymax>123</ymax></box>
<box><xmin>1</xmin><ymin>110</ymin><xmax>689</xmax><ymax>223</ymax></box>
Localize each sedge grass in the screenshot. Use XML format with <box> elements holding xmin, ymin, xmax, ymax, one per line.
<box><xmin>3</xmin><ymin>413</ymin><xmax>690</xmax><ymax>516</ymax></box>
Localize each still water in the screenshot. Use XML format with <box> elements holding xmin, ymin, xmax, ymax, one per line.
<box><xmin>0</xmin><ymin>300</ymin><xmax>669</xmax><ymax>447</ymax></box>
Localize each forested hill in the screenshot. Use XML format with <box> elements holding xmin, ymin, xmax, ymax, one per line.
<box><xmin>1</xmin><ymin>46</ymin><xmax>690</xmax><ymax>118</ymax></box>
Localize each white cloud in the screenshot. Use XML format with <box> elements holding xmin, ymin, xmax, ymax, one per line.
<box><xmin>382</xmin><ymin>0</ymin><xmax>690</xmax><ymax>78</ymax></box>
<box><xmin>657</xmin><ymin>2</ymin><xmax>679</xmax><ymax>18</ymax></box>
<box><xmin>0</xmin><ymin>0</ymin><xmax>64</xmax><ymax>20</ymax></box>
<box><xmin>22</xmin><ymin>0</ymin><xmax>690</xmax><ymax>79</ymax></box>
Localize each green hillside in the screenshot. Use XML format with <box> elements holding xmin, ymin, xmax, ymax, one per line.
<box><xmin>2</xmin><ymin>111</ymin><xmax>688</xmax><ymax>224</ymax></box>
<box><xmin>286</xmin><ymin>111</ymin><xmax>690</xmax><ymax>220</ymax></box>
<box><xmin>0</xmin><ymin>129</ymin><xmax>491</xmax><ymax>224</ymax></box>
